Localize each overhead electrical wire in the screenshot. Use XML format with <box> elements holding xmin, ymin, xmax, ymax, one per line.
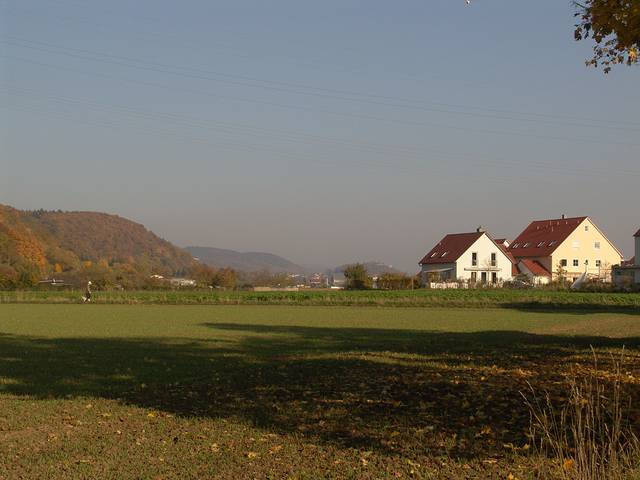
<box><xmin>2</xmin><ymin>35</ymin><xmax>638</xmax><ymax>132</ymax></box>
<box><xmin>3</xmin><ymin>87</ymin><xmax>638</xmax><ymax>181</ymax></box>
<box><xmin>3</xmin><ymin>53</ymin><xmax>639</xmax><ymax>151</ymax></box>
<box><xmin>5</xmin><ymin>0</ymin><xmax>638</xmax><ymax>130</ymax></box>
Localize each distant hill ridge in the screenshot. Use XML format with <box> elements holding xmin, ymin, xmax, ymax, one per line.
<box><xmin>186</xmin><ymin>246</ymin><xmax>306</xmax><ymax>274</ymax></box>
<box><xmin>0</xmin><ymin>204</ymin><xmax>195</xmax><ymax>278</ymax></box>
<box><xmin>334</xmin><ymin>261</ymin><xmax>402</xmax><ymax>275</ymax></box>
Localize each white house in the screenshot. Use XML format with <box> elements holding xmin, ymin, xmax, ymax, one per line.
<box><xmin>419</xmin><ymin>228</ymin><xmax>515</xmax><ymax>285</ymax></box>
<box><xmin>612</xmin><ymin>228</ymin><xmax>640</xmax><ymax>286</ymax></box>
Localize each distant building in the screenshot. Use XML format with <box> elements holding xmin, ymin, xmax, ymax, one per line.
<box><xmin>308</xmin><ymin>273</ymin><xmax>327</xmax><ymax>288</ymax></box>
<box><xmin>169</xmin><ymin>278</ymin><xmax>196</xmax><ymax>287</ymax></box>
<box><xmin>419</xmin><ymin>228</ymin><xmax>515</xmax><ymax>285</ymax></box>
<box><xmin>508</xmin><ymin>216</ymin><xmax>622</xmax><ymax>283</ymax></box>
<box><xmin>330</xmin><ymin>272</ymin><xmax>346</xmax><ymax>289</ymax></box>
<box><xmin>612</xmin><ymin>228</ymin><xmax>640</xmax><ymax>286</ymax></box>
<box><xmin>38</xmin><ymin>278</ymin><xmax>67</xmax><ymax>287</ymax></box>
<box><xmin>287</xmin><ymin>273</ymin><xmax>307</xmax><ymax>287</ymax></box>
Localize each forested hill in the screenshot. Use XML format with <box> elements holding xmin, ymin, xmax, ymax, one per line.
<box><xmin>185</xmin><ymin>246</ymin><xmax>306</xmax><ymax>274</ymax></box>
<box><xmin>0</xmin><ymin>204</ymin><xmax>195</xmax><ymax>287</ymax></box>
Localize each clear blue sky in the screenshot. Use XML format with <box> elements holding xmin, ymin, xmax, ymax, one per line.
<box><xmin>1</xmin><ymin>0</ymin><xmax>638</xmax><ymax>271</ymax></box>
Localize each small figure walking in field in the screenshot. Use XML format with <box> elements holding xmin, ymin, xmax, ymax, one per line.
<box><xmin>82</xmin><ymin>281</ymin><xmax>92</xmax><ymax>303</ymax></box>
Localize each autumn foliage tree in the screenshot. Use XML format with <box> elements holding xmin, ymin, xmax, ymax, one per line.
<box><xmin>0</xmin><ymin>204</ymin><xmax>200</xmax><ymax>289</ymax></box>
<box><xmin>343</xmin><ymin>264</ymin><xmax>372</xmax><ymax>290</ymax></box>
<box><xmin>377</xmin><ymin>272</ymin><xmax>414</xmax><ymax>290</ymax></box>
<box><xmin>574</xmin><ymin>0</ymin><xmax>640</xmax><ymax>73</ymax></box>
<box><xmin>212</xmin><ymin>267</ymin><xmax>237</xmax><ymax>290</ymax></box>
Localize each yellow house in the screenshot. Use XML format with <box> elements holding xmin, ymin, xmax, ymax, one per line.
<box><xmin>508</xmin><ymin>216</ymin><xmax>622</xmax><ymax>282</ymax></box>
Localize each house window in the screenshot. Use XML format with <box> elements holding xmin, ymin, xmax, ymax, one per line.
<box><xmin>596</xmin><ymin>260</ymin><xmax>601</xmax><ymax>267</ymax></box>
<box><xmin>472</xmin><ymin>252</ymin><xmax>477</xmax><ymax>266</ymax></box>
<box><xmin>585</xmin><ymin>225</ymin><xmax>589</xmax><ymax>231</ymax></box>
<box><xmin>481</xmin><ymin>272</ymin><xmax>487</xmax><ymax>284</ymax></box>
<box><xmin>491</xmin><ymin>252</ymin><xmax>496</xmax><ymax>267</ymax></box>
<box><xmin>594</xmin><ymin>242</ymin><xmax>600</xmax><ymax>249</ymax></box>
<box><xmin>585</xmin><ymin>259</ymin><xmax>589</xmax><ymax>266</ymax></box>
<box><xmin>491</xmin><ymin>272</ymin><xmax>497</xmax><ymax>283</ymax></box>
<box><xmin>560</xmin><ymin>259</ymin><xmax>567</xmax><ymax>267</ymax></box>
<box><xmin>573</xmin><ymin>259</ymin><xmax>579</xmax><ymax>267</ymax></box>
<box><xmin>470</xmin><ymin>271</ymin><xmax>477</xmax><ymax>282</ymax></box>
<box><xmin>572</xmin><ymin>241</ymin><xmax>580</xmax><ymax>248</ymax></box>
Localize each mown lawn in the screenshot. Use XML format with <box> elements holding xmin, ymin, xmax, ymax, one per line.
<box><xmin>1</xmin><ymin>305</ymin><xmax>639</xmax><ymax>479</ymax></box>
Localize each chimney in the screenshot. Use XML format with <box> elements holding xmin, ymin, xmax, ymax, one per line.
<box><xmin>561</xmin><ymin>214</ymin><xmax>565</xmax><ymax>219</ymax></box>
<box><xmin>476</xmin><ymin>226</ymin><xmax>485</xmax><ymax>233</ymax></box>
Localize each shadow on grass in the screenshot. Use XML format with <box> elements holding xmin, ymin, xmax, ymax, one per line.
<box><xmin>1</xmin><ymin>326</ymin><xmax>639</xmax><ymax>459</ymax></box>
<box><xmin>501</xmin><ymin>302</ymin><xmax>640</xmax><ymax>315</ymax></box>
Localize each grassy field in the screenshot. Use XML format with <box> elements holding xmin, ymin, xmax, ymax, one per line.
<box><xmin>2</xmin><ymin>288</ymin><xmax>640</xmax><ymax>310</ymax></box>
<box><xmin>1</xmin><ymin>305</ymin><xmax>639</xmax><ymax>479</ymax></box>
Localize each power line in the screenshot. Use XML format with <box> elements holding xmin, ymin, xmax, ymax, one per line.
<box><xmin>1</xmin><ymin>101</ymin><xmax>527</xmax><ymax>186</ymax></box>
<box><xmin>2</xmin><ymin>35</ymin><xmax>639</xmax><ymax>131</ymax></box>
<box><xmin>4</xmin><ymin>1</ymin><xmax>465</xmax><ymax>90</ymax></box>
<box><xmin>3</xmin><ymin>53</ymin><xmax>639</xmax><ymax>150</ymax></box>
<box><xmin>3</xmin><ymin>87</ymin><xmax>638</xmax><ymax>180</ymax></box>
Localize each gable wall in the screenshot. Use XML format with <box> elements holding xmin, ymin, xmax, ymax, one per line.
<box><xmin>455</xmin><ymin>234</ymin><xmax>514</xmax><ymax>282</ymax></box>
<box><xmin>551</xmin><ymin>218</ymin><xmax>622</xmax><ymax>279</ymax></box>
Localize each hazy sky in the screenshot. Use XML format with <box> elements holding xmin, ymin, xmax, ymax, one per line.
<box><xmin>1</xmin><ymin>0</ymin><xmax>638</xmax><ymax>272</ymax></box>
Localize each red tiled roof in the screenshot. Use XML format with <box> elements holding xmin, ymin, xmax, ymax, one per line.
<box><xmin>509</xmin><ymin>216</ymin><xmax>587</xmax><ymax>258</ymax></box>
<box><xmin>622</xmin><ymin>256</ymin><xmax>636</xmax><ymax>266</ymax></box>
<box><xmin>492</xmin><ymin>240</ymin><xmax>518</xmax><ymax>275</ymax></box>
<box><xmin>494</xmin><ymin>241</ymin><xmax>514</xmax><ymax>262</ymax></box>
<box><xmin>519</xmin><ymin>259</ymin><xmax>551</xmax><ymax>277</ymax></box>
<box><xmin>512</xmin><ymin>263</ymin><xmax>520</xmax><ymax>276</ymax></box>
<box><xmin>419</xmin><ymin>232</ymin><xmax>483</xmax><ymax>265</ymax></box>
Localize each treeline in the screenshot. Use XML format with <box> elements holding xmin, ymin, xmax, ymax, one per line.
<box><xmin>343</xmin><ymin>263</ymin><xmax>417</xmax><ymax>290</ymax></box>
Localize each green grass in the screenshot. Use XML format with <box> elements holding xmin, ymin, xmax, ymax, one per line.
<box><xmin>1</xmin><ymin>305</ymin><xmax>639</xmax><ymax>479</ymax></box>
<box><xmin>2</xmin><ymin>288</ymin><xmax>640</xmax><ymax>310</ymax></box>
